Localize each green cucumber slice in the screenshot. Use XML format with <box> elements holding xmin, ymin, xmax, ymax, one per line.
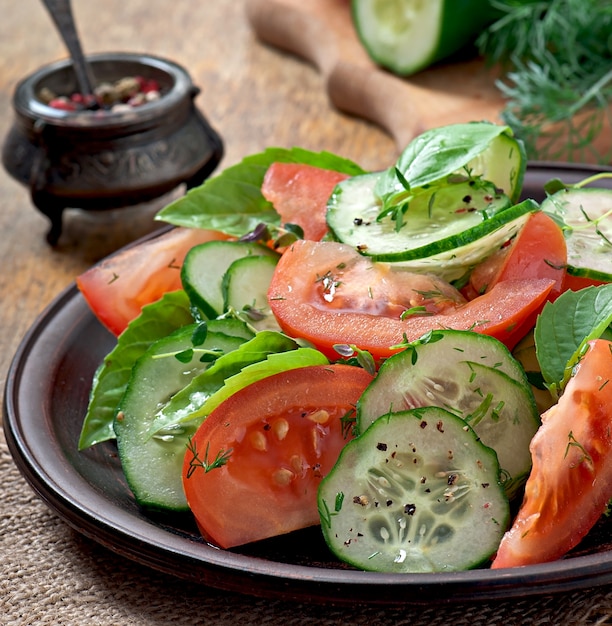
<box><xmin>327</xmin><ymin>171</ymin><xmax>535</xmax><ymax>278</ymax></box>
<box><xmin>114</xmin><ymin>324</ymin><xmax>248</xmax><ymax>511</ymax></box>
<box><xmin>318</xmin><ymin>407</ymin><xmax>509</xmax><ymax>573</ymax></box>
<box><xmin>181</xmin><ymin>240</ymin><xmax>279</xmax><ymax>319</ymax></box>
<box><xmin>222</xmin><ymin>253</ymin><xmax>280</xmax><ymax>331</ymax></box>
<box><xmin>352</xmin><ymin>0</ymin><xmax>501</xmax><ymax>77</ymax></box>
<box><xmin>541</xmin><ymin>188</ymin><xmax>612</xmax><ymax>282</ymax></box>
<box><xmin>357</xmin><ymin>329</ymin><xmax>539</xmax><ymax>499</ymax></box>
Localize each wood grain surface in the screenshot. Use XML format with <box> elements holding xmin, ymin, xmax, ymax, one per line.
<box><xmin>246</xmin><ymin>0</ymin><xmax>612</xmax><ymax>163</ymax></box>
<box><xmin>245</xmin><ymin>0</ymin><xmax>505</xmax><ymax>149</ymax></box>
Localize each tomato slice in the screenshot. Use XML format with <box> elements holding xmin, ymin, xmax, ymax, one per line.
<box><xmin>77</xmin><ymin>227</ymin><xmax>229</xmax><ymax>335</ymax></box>
<box><xmin>492</xmin><ymin>339</ymin><xmax>612</xmax><ymax>568</ymax></box>
<box><xmin>562</xmin><ymin>274</ymin><xmax>608</xmax><ymax>292</ymax></box>
<box><xmin>468</xmin><ymin>211</ymin><xmax>567</xmax><ymax>301</ymax></box>
<box><xmin>261</xmin><ymin>162</ymin><xmax>349</xmax><ymax>241</ymax></box>
<box><xmin>268</xmin><ymin>239</ymin><xmax>555</xmax><ymax>359</ymax></box>
<box><xmin>182</xmin><ymin>364</ymin><xmax>373</xmax><ymax>549</ymax></box>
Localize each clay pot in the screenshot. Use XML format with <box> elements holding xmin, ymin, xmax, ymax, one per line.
<box><xmin>2</xmin><ymin>52</ymin><xmax>223</xmax><ymax>244</ymax></box>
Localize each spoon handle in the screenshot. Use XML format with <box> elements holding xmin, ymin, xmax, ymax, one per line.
<box><xmin>41</xmin><ymin>0</ymin><xmax>95</xmax><ymax>95</ymax></box>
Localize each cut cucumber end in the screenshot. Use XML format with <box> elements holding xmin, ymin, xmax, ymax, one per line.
<box><xmin>352</xmin><ymin>0</ymin><xmax>443</xmax><ymax>75</ymax></box>
<box><xmin>182</xmin><ymin>240</ymin><xmax>279</xmax><ymax>319</ymax></box>
<box><xmin>351</xmin><ymin>0</ymin><xmax>502</xmax><ymax>76</ymax></box>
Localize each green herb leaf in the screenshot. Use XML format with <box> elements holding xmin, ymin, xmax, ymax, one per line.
<box><xmin>148</xmin><ymin>332</ymin><xmax>327</xmax><ymax>438</ymax></box>
<box><xmin>478</xmin><ymin>0</ymin><xmax>612</xmax><ymax>163</ymax></box>
<box><xmin>535</xmin><ymin>284</ymin><xmax>612</xmax><ymax>395</ymax></box>
<box><xmin>156</xmin><ymin>147</ymin><xmax>364</xmax><ymax>236</ymax></box>
<box><xmin>374</xmin><ymin>122</ymin><xmax>514</xmax><ymax>213</ymax></box>
<box><xmin>77</xmin><ymin>290</ymin><xmax>194</xmax><ymax>450</ymax></box>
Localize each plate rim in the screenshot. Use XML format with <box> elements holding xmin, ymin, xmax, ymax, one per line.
<box><xmin>4</xmin><ymin>161</ymin><xmax>612</xmax><ymax>605</ymax></box>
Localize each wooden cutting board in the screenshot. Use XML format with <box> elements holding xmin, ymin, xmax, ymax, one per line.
<box><xmin>245</xmin><ymin>0</ymin><xmax>506</xmax><ymax>151</ymax></box>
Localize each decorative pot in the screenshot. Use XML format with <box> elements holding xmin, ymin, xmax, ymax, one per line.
<box><xmin>2</xmin><ymin>52</ymin><xmax>223</xmax><ymax>244</ymax></box>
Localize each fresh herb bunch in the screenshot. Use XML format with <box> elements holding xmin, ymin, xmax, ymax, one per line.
<box><xmin>477</xmin><ymin>0</ymin><xmax>612</xmax><ymax>164</ymax></box>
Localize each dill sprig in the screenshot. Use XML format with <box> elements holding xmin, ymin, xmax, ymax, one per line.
<box><xmin>477</xmin><ymin>0</ymin><xmax>612</xmax><ymax>163</ymax></box>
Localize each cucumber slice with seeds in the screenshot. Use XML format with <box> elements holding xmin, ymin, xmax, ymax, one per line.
<box><xmin>357</xmin><ymin>329</ymin><xmax>539</xmax><ymax>499</ymax></box>
<box><xmin>114</xmin><ymin>323</ymin><xmax>248</xmax><ymax>511</ymax></box>
<box><xmin>541</xmin><ymin>188</ymin><xmax>612</xmax><ymax>283</ymax></box>
<box><xmin>318</xmin><ymin>406</ymin><xmax>509</xmax><ymax>573</ymax></box>
<box><xmin>327</xmin><ymin>172</ymin><xmax>536</xmax><ymax>279</ymax></box>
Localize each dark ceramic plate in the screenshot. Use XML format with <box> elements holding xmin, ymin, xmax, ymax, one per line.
<box><xmin>4</xmin><ymin>163</ymin><xmax>612</xmax><ymax>606</ymax></box>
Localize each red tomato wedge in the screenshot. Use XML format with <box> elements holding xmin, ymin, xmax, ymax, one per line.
<box><xmin>469</xmin><ymin>211</ymin><xmax>567</xmax><ymax>301</ymax></box>
<box><xmin>261</xmin><ymin>162</ymin><xmax>349</xmax><ymax>241</ymax></box>
<box><xmin>268</xmin><ymin>240</ymin><xmax>555</xmax><ymax>359</ymax></box>
<box><xmin>182</xmin><ymin>364</ymin><xmax>373</xmax><ymax>549</ymax></box>
<box><xmin>492</xmin><ymin>339</ymin><xmax>612</xmax><ymax>569</ymax></box>
<box><xmin>77</xmin><ymin>227</ymin><xmax>229</xmax><ymax>336</ymax></box>
<box><xmin>562</xmin><ymin>274</ymin><xmax>608</xmax><ymax>292</ymax></box>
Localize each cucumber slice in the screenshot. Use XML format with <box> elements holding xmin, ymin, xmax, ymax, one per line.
<box><xmin>222</xmin><ymin>254</ymin><xmax>280</xmax><ymax>331</ymax></box>
<box><xmin>541</xmin><ymin>188</ymin><xmax>612</xmax><ymax>282</ymax></box>
<box><xmin>318</xmin><ymin>407</ymin><xmax>509</xmax><ymax>573</ymax></box>
<box><xmin>114</xmin><ymin>323</ymin><xmax>248</xmax><ymax>511</ymax></box>
<box><xmin>327</xmin><ymin>171</ymin><xmax>535</xmax><ymax>278</ymax></box>
<box><xmin>352</xmin><ymin>0</ymin><xmax>501</xmax><ymax>77</ymax></box>
<box><xmin>511</xmin><ymin>331</ymin><xmax>556</xmax><ymax>415</ymax></box>
<box><xmin>357</xmin><ymin>330</ymin><xmax>539</xmax><ymax>499</ymax></box>
<box><xmin>181</xmin><ymin>240</ymin><xmax>279</xmax><ymax>319</ymax></box>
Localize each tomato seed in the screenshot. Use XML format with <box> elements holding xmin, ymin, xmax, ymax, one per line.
<box><xmin>249</xmin><ymin>431</ymin><xmax>267</xmax><ymax>452</ymax></box>
<box><xmin>273</xmin><ymin>468</ymin><xmax>295</xmax><ymax>486</ymax></box>
<box><xmin>272</xmin><ymin>418</ymin><xmax>289</xmax><ymax>441</ymax></box>
<box><xmin>308</xmin><ymin>409</ymin><xmax>330</xmax><ymax>424</ymax></box>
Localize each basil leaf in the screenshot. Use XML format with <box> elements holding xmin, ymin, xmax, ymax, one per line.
<box><xmin>78</xmin><ymin>290</ymin><xmax>194</xmax><ymax>450</ymax></box>
<box><xmin>375</xmin><ymin>122</ymin><xmax>513</xmax><ymax>209</ymax></box>
<box><xmin>181</xmin><ymin>346</ymin><xmax>329</xmax><ymax>426</ymax></box>
<box><xmin>535</xmin><ymin>284</ymin><xmax>612</xmax><ymax>394</ymax></box>
<box><xmin>156</xmin><ymin>147</ymin><xmax>365</xmax><ymax>235</ymax></box>
<box><xmin>147</xmin><ymin>330</ymin><xmax>301</xmax><ymax>436</ymax></box>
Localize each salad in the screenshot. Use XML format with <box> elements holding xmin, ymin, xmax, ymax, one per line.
<box><xmin>77</xmin><ymin>122</ymin><xmax>612</xmax><ymax>573</ymax></box>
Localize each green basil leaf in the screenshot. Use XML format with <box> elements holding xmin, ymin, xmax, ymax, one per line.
<box><xmin>156</xmin><ymin>147</ymin><xmax>365</xmax><ymax>235</ymax></box>
<box><xmin>375</xmin><ymin>122</ymin><xmax>513</xmax><ymax>209</ymax></box>
<box><xmin>148</xmin><ymin>330</ymin><xmax>298</xmax><ymax>435</ymax></box>
<box><xmin>192</xmin><ymin>346</ymin><xmax>329</xmax><ymax>421</ymax></box>
<box><xmin>535</xmin><ymin>284</ymin><xmax>612</xmax><ymax>394</ymax></box>
<box><xmin>78</xmin><ymin>290</ymin><xmax>194</xmax><ymax>450</ymax></box>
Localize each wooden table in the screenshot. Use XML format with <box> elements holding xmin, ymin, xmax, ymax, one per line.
<box><xmin>0</xmin><ymin>1</ymin><xmax>611</xmax><ymax>624</ymax></box>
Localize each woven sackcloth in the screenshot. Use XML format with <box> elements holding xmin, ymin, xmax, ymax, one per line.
<box><xmin>2</xmin><ymin>427</ymin><xmax>612</xmax><ymax>626</ymax></box>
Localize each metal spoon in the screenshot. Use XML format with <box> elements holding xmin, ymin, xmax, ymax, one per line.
<box><xmin>41</xmin><ymin>0</ymin><xmax>95</xmax><ymax>95</ymax></box>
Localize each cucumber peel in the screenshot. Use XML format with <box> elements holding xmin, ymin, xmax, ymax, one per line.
<box><xmin>352</xmin><ymin>0</ymin><xmax>502</xmax><ymax>77</ymax></box>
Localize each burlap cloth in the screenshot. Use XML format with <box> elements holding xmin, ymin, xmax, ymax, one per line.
<box><xmin>1</xmin><ymin>423</ymin><xmax>611</xmax><ymax>625</ymax></box>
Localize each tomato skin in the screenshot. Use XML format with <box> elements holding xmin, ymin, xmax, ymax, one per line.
<box><xmin>562</xmin><ymin>274</ymin><xmax>608</xmax><ymax>292</ymax></box>
<box><xmin>261</xmin><ymin>162</ymin><xmax>349</xmax><ymax>241</ymax></box>
<box><xmin>77</xmin><ymin>227</ymin><xmax>229</xmax><ymax>335</ymax></box>
<box><xmin>469</xmin><ymin>211</ymin><xmax>567</xmax><ymax>301</ymax></box>
<box><xmin>268</xmin><ymin>240</ymin><xmax>554</xmax><ymax>359</ymax></box>
<box><xmin>182</xmin><ymin>364</ymin><xmax>373</xmax><ymax>549</ymax></box>
<box><xmin>492</xmin><ymin>339</ymin><xmax>612</xmax><ymax>569</ymax></box>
